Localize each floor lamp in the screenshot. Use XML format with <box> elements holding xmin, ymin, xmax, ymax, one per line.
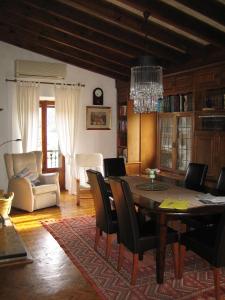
<box><xmin>0</xmin><ymin>138</ymin><xmax>22</xmax><ymax>148</ymax></box>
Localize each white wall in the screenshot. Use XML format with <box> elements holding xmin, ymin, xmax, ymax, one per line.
<box><xmin>0</xmin><ymin>41</ymin><xmax>117</xmax><ymax>190</ymax></box>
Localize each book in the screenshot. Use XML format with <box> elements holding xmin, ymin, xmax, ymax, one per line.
<box><xmin>159</xmin><ymin>198</ymin><xmax>189</xmax><ymax>210</ymax></box>
<box><xmin>197</xmin><ymin>193</ymin><xmax>225</xmax><ymax>204</ymax></box>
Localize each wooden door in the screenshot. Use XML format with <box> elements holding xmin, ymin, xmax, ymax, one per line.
<box><xmin>175</xmin><ymin>113</ymin><xmax>193</xmax><ymax>172</ymax></box>
<box><xmin>157</xmin><ymin>113</ymin><xmax>174</xmax><ymax>171</ymax></box>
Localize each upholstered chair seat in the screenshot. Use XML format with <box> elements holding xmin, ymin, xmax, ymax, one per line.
<box><xmin>4</xmin><ymin>151</ymin><xmax>60</xmax><ymax>212</ymax></box>
<box><xmin>180</xmin><ymin>210</ymin><xmax>225</xmax><ymax>299</ymax></box>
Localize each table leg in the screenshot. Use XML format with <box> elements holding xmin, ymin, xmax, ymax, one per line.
<box><xmin>156</xmin><ymin>213</ymin><xmax>168</xmax><ymax>284</ymax></box>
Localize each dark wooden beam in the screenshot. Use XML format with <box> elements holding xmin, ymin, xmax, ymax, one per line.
<box><xmin>53</xmin><ymin>0</ymin><xmax>204</xmax><ymax>55</ymax></box>
<box><xmin>0</xmin><ymin>26</ymin><xmax>129</xmax><ymax>81</ymax></box>
<box><xmin>0</xmin><ymin>2</ymin><xmax>134</xmax><ymax>68</ymax></box>
<box><xmin>0</xmin><ymin>21</ymin><xmax>130</xmax><ymax>76</ymax></box>
<box><xmin>10</xmin><ymin>0</ymin><xmax>186</xmax><ymax>63</ymax></box>
<box><xmin>177</xmin><ymin>0</ymin><xmax>225</xmax><ymax>27</ymax></box>
<box><xmin>0</xmin><ymin>10</ymin><xmax>135</xmax><ymax>67</ymax></box>
<box><xmin>118</xmin><ymin>0</ymin><xmax>225</xmax><ymax>48</ymax></box>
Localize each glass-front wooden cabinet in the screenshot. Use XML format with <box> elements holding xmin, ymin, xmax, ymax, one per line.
<box><xmin>157</xmin><ymin>112</ymin><xmax>193</xmax><ymax>173</ymax></box>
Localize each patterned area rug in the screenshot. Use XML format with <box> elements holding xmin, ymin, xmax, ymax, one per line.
<box><xmin>42</xmin><ymin>216</ymin><xmax>225</xmax><ymax>300</ymax></box>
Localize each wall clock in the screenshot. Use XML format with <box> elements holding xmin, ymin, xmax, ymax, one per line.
<box><xmin>93</xmin><ymin>87</ymin><xmax>103</xmax><ymax>105</ymax></box>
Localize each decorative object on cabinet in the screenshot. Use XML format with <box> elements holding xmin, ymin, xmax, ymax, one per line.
<box><xmin>93</xmin><ymin>87</ymin><xmax>103</xmax><ymax>105</ymax></box>
<box><xmin>201</xmin><ymin>87</ymin><xmax>225</xmax><ymax>111</ymax></box>
<box><xmin>86</xmin><ymin>106</ymin><xmax>111</xmax><ymax>130</ymax></box>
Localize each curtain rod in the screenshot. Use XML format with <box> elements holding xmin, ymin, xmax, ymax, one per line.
<box><xmin>5</xmin><ymin>78</ymin><xmax>85</xmax><ymax>87</ymax></box>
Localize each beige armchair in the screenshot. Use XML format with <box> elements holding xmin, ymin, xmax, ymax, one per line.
<box><xmin>4</xmin><ymin>151</ymin><xmax>60</xmax><ymax>212</ymax></box>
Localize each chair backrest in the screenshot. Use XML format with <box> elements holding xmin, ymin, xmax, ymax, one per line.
<box><xmin>214</xmin><ymin>209</ymin><xmax>225</xmax><ymax>266</ymax></box>
<box><xmin>109</xmin><ymin>177</ymin><xmax>140</xmax><ymax>253</ymax></box>
<box><xmin>4</xmin><ymin>151</ymin><xmax>42</xmax><ymax>179</ymax></box>
<box><xmin>215</xmin><ymin>167</ymin><xmax>225</xmax><ymax>195</ymax></box>
<box><xmin>184</xmin><ymin>163</ymin><xmax>208</xmax><ymax>192</ymax></box>
<box><xmin>76</xmin><ymin>153</ymin><xmax>103</xmax><ymax>186</ymax></box>
<box><xmin>104</xmin><ymin>158</ymin><xmax>126</xmax><ymax>177</ymax></box>
<box><xmin>86</xmin><ymin>169</ymin><xmax>115</xmax><ymax>233</ymax></box>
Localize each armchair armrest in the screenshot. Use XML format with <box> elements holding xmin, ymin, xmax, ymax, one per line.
<box><xmin>39</xmin><ymin>172</ymin><xmax>59</xmax><ymax>185</ymax></box>
<box><xmin>39</xmin><ymin>173</ymin><xmax>60</xmax><ymax>206</ymax></box>
<box><xmin>8</xmin><ymin>177</ymin><xmax>34</xmax><ymax>212</ymax></box>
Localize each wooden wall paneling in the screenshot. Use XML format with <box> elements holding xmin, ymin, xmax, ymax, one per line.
<box><xmin>140</xmin><ymin>112</ymin><xmax>157</xmax><ymax>172</ymax></box>
<box><xmin>163</xmin><ymin>76</ymin><xmax>176</xmax><ymax>96</ymax></box>
<box><xmin>193</xmin><ymin>131</ymin><xmax>217</xmax><ymax>177</ymax></box>
<box><xmin>127</xmin><ymin>100</ymin><xmax>140</xmax><ymax>162</ymax></box>
<box><xmin>217</xmin><ymin>134</ymin><xmax>225</xmax><ymax>176</ymax></box>
<box><xmin>175</xmin><ymin>73</ymin><xmax>193</xmax><ymax>94</ymax></box>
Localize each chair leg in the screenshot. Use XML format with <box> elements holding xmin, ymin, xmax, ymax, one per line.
<box><xmin>76</xmin><ymin>180</ymin><xmax>80</xmax><ymax>206</ymax></box>
<box><xmin>179</xmin><ymin>244</ymin><xmax>186</xmax><ymax>279</ymax></box>
<box><xmin>172</xmin><ymin>242</ymin><xmax>179</xmax><ymax>279</ymax></box>
<box><xmin>131</xmin><ymin>253</ymin><xmax>139</xmax><ymax>285</ymax></box>
<box><xmin>94</xmin><ymin>227</ymin><xmax>101</xmax><ymax>251</ymax></box>
<box><xmin>213</xmin><ymin>267</ymin><xmax>220</xmax><ymax>300</ymax></box>
<box><xmin>106</xmin><ymin>234</ymin><xmax>113</xmax><ymax>259</ymax></box>
<box><xmin>117</xmin><ymin>243</ymin><xmax>124</xmax><ymax>271</ymax></box>
<box><xmin>138</xmin><ymin>253</ymin><xmax>143</xmax><ymax>261</ymax></box>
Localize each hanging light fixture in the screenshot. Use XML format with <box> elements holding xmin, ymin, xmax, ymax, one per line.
<box><xmin>130</xmin><ymin>13</ymin><xmax>163</xmax><ymax>113</ymax></box>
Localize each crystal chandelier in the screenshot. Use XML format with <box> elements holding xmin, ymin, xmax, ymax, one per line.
<box><xmin>130</xmin><ymin>57</ymin><xmax>163</xmax><ymax>113</ymax></box>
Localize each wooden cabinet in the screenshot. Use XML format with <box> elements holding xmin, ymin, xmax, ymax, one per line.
<box><xmin>125</xmin><ymin>162</ymin><xmax>141</xmax><ymax>176</ymax></box>
<box><xmin>157</xmin><ymin>112</ymin><xmax>193</xmax><ymax>173</ymax></box>
<box><xmin>117</xmin><ymin>81</ymin><xmax>128</xmax><ymax>160</ymax></box>
<box><xmin>117</xmin><ymin>62</ymin><xmax>225</xmax><ymax>182</ymax></box>
<box><xmin>116</xmin><ymin>81</ymin><xmax>157</xmax><ymax>173</ymax></box>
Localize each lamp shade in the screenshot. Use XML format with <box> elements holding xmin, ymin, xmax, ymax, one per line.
<box><xmin>130</xmin><ymin>57</ymin><xmax>163</xmax><ymax>113</ymax></box>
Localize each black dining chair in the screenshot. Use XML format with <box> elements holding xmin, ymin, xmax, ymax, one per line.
<box><xmin>184</xmin><ymin>162</ymin><xmax>208</xmax><ymax>192</ymax></box>
<box><xmin>109</xmin><ymin>177</ymin><xmax>179</xmax><ymax>285</ymax></box>
<box><xmin>86</xmin><ymin>169</ymin><xmax>118</xmax><ymax>260</ymax></box>
<box><xmin>212</xmin><ymin>167</ymin><xmax>225</xmax><ymax>196</ymax></box>
<box><xmin>179</xmin><ymin>208</ymin><xmax>225</xmax><ymax>300</ymax></box>
<box><xmin>184</xmin><ymin>165</ymin><xmax>225</xmax><ymax>230</ymax></box>
<box><xmin>103</xmin><ymin>158</ymin><xmax>126</xmax><ymax>178</ymax></box>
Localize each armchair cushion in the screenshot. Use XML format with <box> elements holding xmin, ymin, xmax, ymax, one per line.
<box><xmin>15</xmin><ymin>167</ymin><xmax>40</xmax><ymax>186</ymax></box>
<box><xmin>32</xmin><ymin>184</ymin><xmax>58</xmax><ymax>195</ymax></box>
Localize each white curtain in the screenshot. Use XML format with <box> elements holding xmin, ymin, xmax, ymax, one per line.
<box><xmin>55</xmin><ymin>84</ymin><xmax>81</xmax><ymax>194</ymax></box>
<box><xmin>16</xmin><ymin>82</ymin><xmax>40</xmax><ymax>152</ymax></box>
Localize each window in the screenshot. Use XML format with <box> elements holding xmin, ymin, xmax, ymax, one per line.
<box><xmin>38</xmin><ymin>101</ymin><xmax>65</xmax><ymax>188</ymax></box>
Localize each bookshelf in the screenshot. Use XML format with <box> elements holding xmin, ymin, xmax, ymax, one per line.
<box><xmin>116</xmin><ymin>62</ymin><xmax>225</xmax><ymax>180</ymax></box>
<box><xmin>160</xmin><ymin>93</ymin><xmax>193</xmax><ymax>112</ymax></box>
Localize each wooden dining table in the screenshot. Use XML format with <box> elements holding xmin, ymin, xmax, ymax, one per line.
<box><xmin>122</xmin><ymin>175</ymin><xmax>225</xmax><ymax>284</ymax></box>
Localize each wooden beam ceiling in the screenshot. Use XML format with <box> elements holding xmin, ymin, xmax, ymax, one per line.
<box><xmin>0</xmin><ymin>0</ymin><xmax>225</xmax><ymax>80</ymax></box>
<box><xmin>118</xmin><ymin>0</ymin><xmax>225</xmax><ymax>48</ymax></box>
<box><xmin>177</xmin><ymin>0</ymin><xmax>225</xmax><ymax>27</ymax></box>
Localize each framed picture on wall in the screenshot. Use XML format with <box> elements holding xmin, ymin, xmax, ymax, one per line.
<box><xmin>86</xmin><ymin>106</ymin><xmax>111</xmax><ymax>130</ymax></box>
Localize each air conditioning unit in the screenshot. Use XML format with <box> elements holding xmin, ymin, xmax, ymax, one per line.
<box><xmin>15</xmin><ymin>60</ymin><xmax>67</xmax><ymax>79</ymax></box>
